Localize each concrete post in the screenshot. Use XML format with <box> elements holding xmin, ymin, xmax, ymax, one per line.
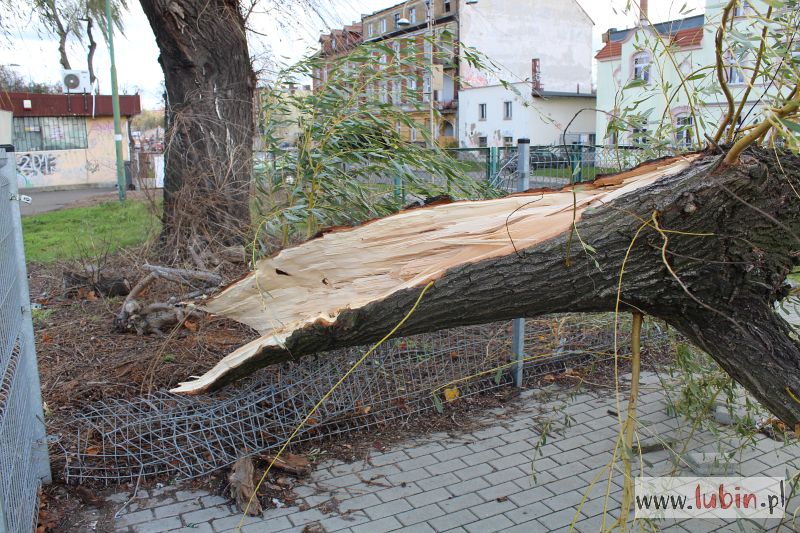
<box><xmin>513</xmin><ymin>138</ymin><xmax>530</xmax><ymax>387</ymax></box>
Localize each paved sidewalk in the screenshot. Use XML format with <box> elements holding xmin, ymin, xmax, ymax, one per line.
<box><xmin>20</xmin><ymin>187</ymin><xmax>117</xmax><ymax>215</ymax></box>
<box><xmin>95</xmin><ymin>372</ymin><xmax>799</xmax><ymax>533</ymax></box>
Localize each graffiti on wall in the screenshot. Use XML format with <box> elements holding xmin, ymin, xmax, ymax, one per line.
<box><xmin>17</xmin><ymin>152</ymin><xmax>58</xmax><ymax>186</ymax></box>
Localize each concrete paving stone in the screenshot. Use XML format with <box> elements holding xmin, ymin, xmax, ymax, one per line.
<box><xmin>329</xmin><ymin>462</ymin><xmax>358</xmax><ymax>476</ymax></box>
<box><xmin>439</xmin><ymin>493</ymin><xmax>484</xmax><ymax>513</ymax></box>
<box><xmin>209</xmin><ymin>513</ymin><xmax>263</xmax><ymax>531</ymax></box>
<box><xmin>428</xmin><ymin>508</ymin><xmax>478</xmax><ymax>531</ymax></box>
<box><xmin>291</xmin><ymin>485</ymin><xmax>319</xmax><ymax>498</ymax></box>
<box><xmin>432</xmin><ymin>445</ymin><xmax>474</xmax><ymax>462</ymax></box>
<box><xmin>523</xmin><ymin>454</ymin><xmax>557</xmax><ymax>472</ymax></box>
<box><xmin>469</xmin><ymin>497</ymin><xmax>517</xmax><ymax>519</ymax></box>
<box><xmin>369</xmin><ymin>450</ymin><xmax>410</xmax><ymax>467</ymax></box>
<box><xmin>470</xmin><ymin>425</ymin><xmax>507</xmax><ymax>440</ymax></box>
<box><xmin>395</xmin><ymin>502</ymin><xmax>445</xmax><ymax>526</ymax></box>
<box><xmin>130</xmin><ymin>516</ymin><xmax>182</xmax><ymax>533</ymax></box>
<box><xmin>107</xmin><ymin>492</ymin><xmax>132</xmax><ymax>503</ymax></box>
<box><xmin>585</xmin><ymin>415</ymin><xmax>615</xmax><ymax>431</ymax></box>
<box><xmin>405</xmin><ymin>487</ymin><xmax>451</xmax><ymax>507</ymax></box>
<box><xmin>405</xmin><ymin>441</ymin><xmax>445</xmax><ymax>458</ymax></box>
<box><xmin>416</xmin><ymin>471</ymin><xmax>461</xmax><ymax>491</ymax></box>
<box><xmin>495</xmin><ymin>439</ymin><xmax>536</xmax><ymax>458</ymax></box>
<box><xmin>287</xmin><ymin>507</ymin><xmax>328</xmax><ymax>527</ymax></box>
<box><xmin>149</xmin><ymin>485</ymin><xmax>178</xmax><ymax>498</ymax></box>
<box><xmin>425</xmin><ymin>457</ymin><xmax>469</xmax><ymax>476</ymax></box>
<box><xmin>483</xmin><ymin>466</ymin><xmax>527</xmax><ymax>486</ymax></box>
<box><xmin>350</xmin><ymin>515</ymin><xmax>402</xmax><ymax>533</ymax></box>
<box><xmin>487</xmin><ymin>453</ymin><xmax>528</xmax><ymax>471</ymax></box>
<box><xmin>173</xmin><ymin>523</ymin><xmax>213</xmax><ymax>533</ymax></box>
<box><xmin>237</xmin><ymin>515</ymin><xmax>293</xmax><ymax>532</ymax></box>
<box><xmin>452</xmin><ymin>462</ymin><xmax>494</xmax><ymax>482</ymax></box>
<box><xmin>384</xmin><ymin>466</ymin><xmax>432</xmax><ymax>485</ymax></box>
<box><xmin>174</xmin><ymin>490</ymin><xmax>209</xmax><ymax>502</ymax></box>
<box><xmin>182</xmin><ymin>505</ymin><xmax>237</xmax><ymax>525</ymax></box>
<box><xmin>507</xmin><ymin>484</ymin><xmax>554</xmax><ymax>507</ymax></box>
<box><xmin>461</xmin><ymin>448</ymin><xmax>502</xmax><ymax>466</ymax></box>
<box><xmin>553</xmin><ymin>434</ymin><xmax>593</xmax><ymax>452</ymax></box>
<box><xmin>549</xmin><ymin>460</ymin><xmax>595</xmax><ymax>480</ymax></box>
<box><xmin>364</xmin><ymin>498</ymin><xmax>412</xmax><ymax>520</ymax></box>
<box><xmin>373</xmin><ymin>481</ymin><xmax>422</xmax><ymax>503</ymax></box>
<box><xmin>547</xmin><ymin>470</ymin><xmax>599</xmax><ymax>496</ymax></box>
<box><xmin>463</xmin><ymin>513</ymin><xmax>514</xmax><ymax>533</ymax></box>
<box><xmin>502</xmin><ymin>501</ymin><xmax>551</xmax><ymax>525</ymax></box>
<box><xmin>446</xmin><ymin>476</ymin><xmax>491</xmax><ymax>497</ymax></box>
<box><xmin>198</xmin><ymin>495</ymin><xmax>228</xmax><ymax>508</ymax></box>
<box><xmin>116</xmin><ymin>509</ymin><xmax>155</xmax><ymax>527</ymax></box>
<box><xmin>316</xmin><ymin>512</ymin><xmax>372</xmax><ymax>532</ymax></box>
<box><xmin>338</xmin><ymin>492</ymin><xmax>382</xmax><ymax>513</ymax></box>
<box><xmin>392</xmin><ymin>522</ymin><xmax>437</xmax><ymax>533</ymax></box>
<box><xmin>537</xmin><ymin>506</ymin><xmax>585</xmax><ymax>531</ymax></box>
<box><xmin>356</xmin><ymin>463</ymin><xmax>402</xmax><ymax>481</ymax></box>
<box><xmin>476</xmin><ymin>480</ymin><xmax>520</xmax><ymax>501</ymax></box>
<box><xmin>578</xmin><ymin>495</ymin><xmax>617</xmax><ymax>519</ymax></box>
<box><xmin>396</xmin><ymin>453</ymin><xmax>439</xmax><ymax>472</ymax></box>
<box><xmin>466</xmin><ymin>436</ymin><xmax>507</xmax><ymax>452</ymax></box>
<box><xmin>154</xmin><ymin>500</ymin><xmax>204</xmax><ymax>518</ymax></box>
<box><xmin>501</xmin><ymin>519</ymin><xmax>547</xmax><ymax>533</ymax></box>
<box><xmin>322</xmin><ymin>473</ymin><xmax>366</xmax><ymax>489</ymax></box>
<box><xmin>500</xmin><ymin>428</ymin><xmax>538</xmax><ymax>444</ymax></box>
<box><xmin>550</xmin><ymin>445</ymin><xmax>590</xmax><ymax>466</ymax></box>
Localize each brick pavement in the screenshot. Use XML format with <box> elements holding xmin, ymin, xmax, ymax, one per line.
<box><xmin>93</xmin><ymin>372</ymin><xmax>800</xmax><ymax>533</ymax></box>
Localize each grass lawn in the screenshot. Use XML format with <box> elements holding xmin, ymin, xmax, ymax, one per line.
<box><xmin>23</xmin><ymin>200</ymin><xmax>160</xmax><ymax>262</ymax></box>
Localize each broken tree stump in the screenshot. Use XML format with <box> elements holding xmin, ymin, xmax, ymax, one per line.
<box><xmin>171</xmin><ymin>148</ymin><xmax>800</xmax><ymax>427</ymax></box>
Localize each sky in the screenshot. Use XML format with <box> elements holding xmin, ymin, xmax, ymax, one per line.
<box><xmin>1</xmin><ymin>0</ymin><xmax>704</xmax><ymax>109</ymax></box>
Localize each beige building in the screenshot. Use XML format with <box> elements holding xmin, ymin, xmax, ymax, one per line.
<box><xmin>1</xmin><ymin>92</ymin><xmax>141</xmax><ymax>190</ymax></box>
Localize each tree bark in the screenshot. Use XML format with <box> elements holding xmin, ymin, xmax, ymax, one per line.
<box><xmin>139</xmin><ymin>0</ymin><xmax>255</xmax><ymax>252</ymax></box>
<box><xmin>172</xmin><ymin>149</ymin><xmax>800</xmax><ymax>428</ymax></box>
<box><xmin>85</xmin><ymin>16</ymin><xmax>97</xmax><ymax>86</ymax></box>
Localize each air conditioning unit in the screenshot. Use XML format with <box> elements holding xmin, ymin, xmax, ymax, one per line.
<box><xmin>61</xmin><ymin>70</ymin><xmax>92</xmax><ymax>94</ymax></box>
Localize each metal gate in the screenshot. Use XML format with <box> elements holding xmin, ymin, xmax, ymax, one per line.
<box><xmin>0</xmin><ymin>146</ymin><xmax>50</xmax><ymax>533</ymax></box>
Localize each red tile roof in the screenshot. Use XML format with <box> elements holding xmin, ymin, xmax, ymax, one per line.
<box><xmin>595</xmin><ymin>25</ymin><xmax>704</xmax><ymax>61</ymax></box>
<box><xmin>595</xmin><ymin>41</ymin><xmax>622</xmax><ymax>61</ymax></box>
<box><xmin>672</xmin><ymin>27</ymin><xmax>703</xmax><ymax>48</ymax></box>
<box><xmin>0</xmin><ymin>92</ymin><xmax>141</xmax><ymax>118</ymax></box>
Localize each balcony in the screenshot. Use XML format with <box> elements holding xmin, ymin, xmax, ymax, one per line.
<box><xmin>434</xmin><ymin>100</ymin><xmax>458</xmax><ymax>113</ymax></box>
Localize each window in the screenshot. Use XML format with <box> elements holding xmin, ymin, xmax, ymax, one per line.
<box><xmin>380</xmin><ymin>81</ymin><xmax>389</xmax><ymax>103</ymax></box>
<box><xmin>727</xmin><ymin>62</ymin><xmax>746</xmax><ymax>84</ymax></box>
<box><xmin>478</xmin><ymin>136</ymin><xmax>488</xmax><ymax>148</ymax></box>
<box><xmin>381</xmin><ymin>18</ymin><xmax>387</xmax><ymax>33</ymax></box>
<box><xmin>478</xmin><ymin>103</ymin><xmax>487</xmax><ymax>121</ymax></box>
<box><xmin>395</xmin><ymin>122</ymin><xmax>402</xmax><ymax>135</ymax></box>
<box><xmin>394</xmin><ymin>13</ymin><xmax>401</xmax><ymax>29</ymax></box>
<box><xmin>633</xmin><ymin>52</ymin><xmax>651</xmax><ymax>82</ymax></box>
<box><xmin>411</xmin><ymin>127</ymin><xmax>418</xmax><ymax>142</ymax></box>
<box><xmin>631</xmin><ymin>127</ymin><xmax>648</xmax><ymax>145</ymax></box>
<box><xmin>331</xmin><ymin>39</ymin><xmax>337</xmax><ymax>50</ymax></box>
<box><xmin>675</xmin><ymin>114</ymin><xmax>693</xmax><ymax>148</ymax></box>
<box><xmin>368</xmin><ymin>24</ymin><xmax>374</xmax><ymax>37</ymax></box>
<box><xmin>409</xmin><ymin>7</ymin><xmax>417</xmax><ymax>24</ymax></box>
<box><xmin>380</xmin><ymin>53</ymin><xmax>388</xmax><ymax>65</ymax></box>
<box><xmin>423</xmin><ymin>74</ymin><xmax>431</xmax><ymax>102</ymax></box>
<box><xmin>408</xmin><ymin>76</ymin><xmax>417</xmax><ymax>91</ymax></box>
<box><xmin>392</xmin><ymin>79</ymin><xmax>402</xmax><ymax>104</ymax></box>
<box><xmin>503</xmin><ymin>101</ymin><xmax>513</xmax><ymax>120</ymax></box>
<box><xmin>392</xmin><ymin>41</ymin><xmax>401</xmax><ymax>60</ymax></box>
<box><xmin>13</xmin><ymin>116</ymin><xmax>88</xmax><ymax>151</ymax></box>
<box><xmin>503</xmin><ymin>136</ymin><xmax>514</xmax><ymax>146</ymax></box>
<box><xmin>444</xmin><ymin>0</ymin><xmax>451</xmax><ymax>13</ymax></box>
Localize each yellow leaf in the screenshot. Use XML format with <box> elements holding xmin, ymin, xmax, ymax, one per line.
<box><xmin>444</xmin><ymin>387</ymin><xmax>460</xmax><ymax>402</ymax></box>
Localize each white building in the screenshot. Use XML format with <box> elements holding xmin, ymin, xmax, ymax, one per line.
<box><xmin>594</xmin><ymin>0</ymin><xmax>784</xmax><ymax>147</ymax></box>
<box><xmin>457</xmin><ymin>0</ymin><xmax>596</xmax><ymax>147</ymax></box>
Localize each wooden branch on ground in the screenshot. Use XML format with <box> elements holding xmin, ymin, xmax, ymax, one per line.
<box><xmin>170</xmin><ymin>149</ymin><xmax>800</xmax><ymax>428</ymax></box>
<box><xmin>142</xmin><ymin>264</ymin><xmax>223</xmax><ymax>285</ymax></box>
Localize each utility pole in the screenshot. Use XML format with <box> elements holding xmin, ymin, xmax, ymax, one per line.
<box><xmin>106</xmin><ymin>0</ymin><xmax>126</xmax><ymax>201</ymax></box>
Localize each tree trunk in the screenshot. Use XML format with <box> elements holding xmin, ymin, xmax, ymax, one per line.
<box><xmin>85</xmin><ymin>16</ymin><xmax>97</xmax><ymax>86</ymax></box>
<box><xmin>172</xmin><ymin>149</ymin><xmax>800</xmax><ymax>428</ymax></box>
<box><xmin>139</xmin><ymin>0</ymin><xmax>255</xmax><ymax>252</ymax></box>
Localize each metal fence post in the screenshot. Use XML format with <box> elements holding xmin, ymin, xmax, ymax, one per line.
<box><xmin>488</xmin><ymin>146</ymin><xmax>498</xmax><ymax>185</ymax></box>
<box><xmin>512</xmin><ymin>138</ymin><xmax>530</xmax><ymax>387</ymax></box>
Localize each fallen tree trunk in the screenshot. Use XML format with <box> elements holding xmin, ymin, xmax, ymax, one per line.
<box><xmin>172</xmin><ymin>148</ymin><xmax>800</xmax><ymax>427</ymax></box>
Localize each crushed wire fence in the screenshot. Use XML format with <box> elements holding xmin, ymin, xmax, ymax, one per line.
<box><xmin>62</xmin><ymin>313</ymin><xmax>673</xmax><ymax>484</ymax></box>
<box><xmin>0</xmin><ymin>146</ymin><xmax>50</xmax><ymax>533</ymax></box>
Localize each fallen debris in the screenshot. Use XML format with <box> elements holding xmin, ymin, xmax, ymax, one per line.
<box><xmin>228</xmin><ymin>456</ymin><xmax>262</xmax><ymax>516</ymax></box>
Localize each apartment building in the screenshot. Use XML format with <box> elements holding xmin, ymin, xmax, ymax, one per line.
<box><xmin>315</xmin><ymin>0</ymin><xmax>596</xmax><ymax>147</ymax></box>
<box><xmin>594</xmin><ymin>0</ymin><xmax>784</xmax><ymax>147</ymax></box>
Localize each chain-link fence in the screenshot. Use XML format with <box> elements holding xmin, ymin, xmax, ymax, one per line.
<box><xmin>0</xmin><ymin>146</ymin><xmax>50</xmax><ymax>533</ymax></box>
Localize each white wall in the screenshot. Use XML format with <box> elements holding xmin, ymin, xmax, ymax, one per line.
<box><xmin>459</xmin><ymin>83</ymin><xmax>596</xmax><ymax>147</ymax></box>
<box><xmin>458</xmin><ymin>0</ymin><xmax>593</xmax><ymax>93</ymax></box>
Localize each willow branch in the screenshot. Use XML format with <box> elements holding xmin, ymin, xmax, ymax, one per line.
<box><xmin>727</xmin><ymin>6</ymin><xmax>773</xmax><ymax>144</ymax></box>
<box><xmin>713</xmin><ymin>0</ymin><xmax>738</xmax><ymax>145</ymax></box>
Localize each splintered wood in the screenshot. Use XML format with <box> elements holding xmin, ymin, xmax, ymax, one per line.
<box><xmin>172</xmin><ymin>156</ymin><xmax>697</xmax><ymax>394</ymax></box>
